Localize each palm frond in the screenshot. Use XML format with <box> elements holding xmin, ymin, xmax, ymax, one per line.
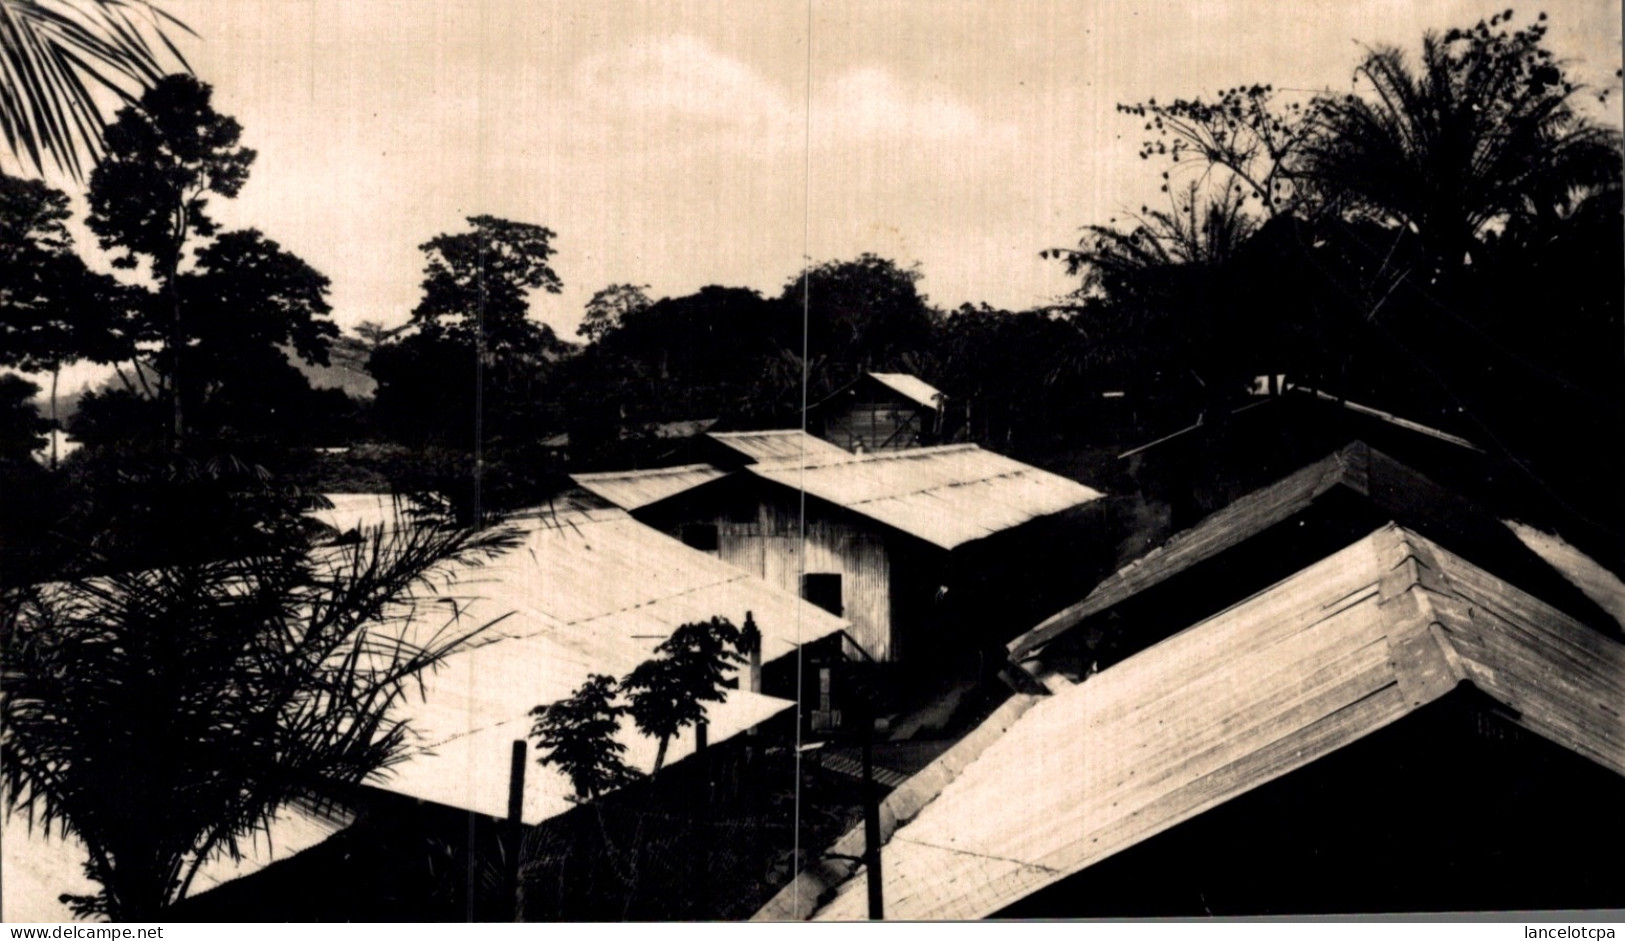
<box><xmin>0</xmin><ymin>0</ymin><xmax>192</xmax><ymax>180</ymax></box>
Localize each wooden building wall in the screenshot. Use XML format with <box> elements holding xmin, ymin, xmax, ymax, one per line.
<box><xmin>639</xmin><ymin>483</ymin><xmax>906</xmax><ymax>662</ymax></box>
<box><xmin>820</xmin><ymin>393</ymin><xmax>935</xmax><ymax>453</ymax></box>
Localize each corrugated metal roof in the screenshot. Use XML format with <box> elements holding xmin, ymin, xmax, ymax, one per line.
<box><xmin>707</xmin><ymin>429</ymin><xmax>852</xmax><ymax>464</ymax></box>
<box><xmin>1008</xmin><ymin>443</ymin><xmax>1618</xmax><ymax>661</ymax></box>
<box><xmin>806</xmin><ymin>524</ymin><xmax>1625</xmax><ymax>920</ymax></box>
<box><xmin>750</xmin><ymin>444</ymin><xmax>1102</xmax><ymax>550</ymax></box>
<box><xmin>570</xmin><ymin>463</ymin><xmax>729</xmax><ymax>510</ymax></box>
<box><xmin>372</xmin><ymin>507</ymin><xmax>849</xmax><ymax>824</ymax></box>
<box><xmin>867</xmin><ymin>372</ymin><xmax>945</xmax><ymax>409</ymax></box>
<box><xmin>310</xmin><ymin>492</ymin><xmax>417</xmax><ymax>533</ymax></box>
<box><xmin>3</xmin><ymin>801</ymin><xmax>352</xmax><ymax>922</ymax></box>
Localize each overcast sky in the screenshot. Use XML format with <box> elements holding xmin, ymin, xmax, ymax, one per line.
<box><xmin>27</xmin><ymin>0</ymin><xmax>1625</xmax><ymax>382</ymax></box>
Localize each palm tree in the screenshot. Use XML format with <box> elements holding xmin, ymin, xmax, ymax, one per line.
<box><xmin>0</xmin><ymin>0</ymin><xmax>192</xmax><ymax>181</ymax></box>
<box><xmin>1</xmin><ymin>521</ymin><xmax>522</xmax><ymax>921</ymax></box>
<box><xmin>1297</xmin><ymin>12</ymin><xmax>1623</xmax><ymax>283</ymax></box>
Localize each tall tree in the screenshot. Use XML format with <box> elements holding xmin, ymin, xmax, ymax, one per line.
<box><xmin>0</xmin><ymin>172</ymin><xmax>132</xmax><ymax>465</ymax></box>
<box><xmin>0</xmin><ymin>0</ymin><xmax>193</xmax><ymax>181</ymax></box>
<box><xmin>86</xmin><ymin>73</ymin><xmax>254</xmax><ymax>449</ymax></box>
<box><xmin>780</xmin><ymin>254</ymin><xmax>934</xmax><ymax>394</ymax></box>
<box><xmin>1297</xmin><ymin>11</ymin><xmax>1623</xmax><ymax>286</ymax></box>
<box><xmin>369</xmin><ymin>216</ymin><xmax>571</xmax><ymax>519</ymax></box>
<box><xmin>577</xmin><ymin>282</ymin><xmax>650</xmax><ymax>344</ymax></box>
<box><xmin>1</xmin><ymin>521</ymin><xmax>522</xmax><ymax>921</ymax></box>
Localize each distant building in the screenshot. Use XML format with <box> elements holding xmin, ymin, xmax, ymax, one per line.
<box><xmin>809</xmin><ymin>372</ymin><xmax>946</xmax><ymax>452</ymax></box>
<box><xmin>575</xmin><ymin>443</ymin><xmax>1106</xmax><ymax>665</ymax></box>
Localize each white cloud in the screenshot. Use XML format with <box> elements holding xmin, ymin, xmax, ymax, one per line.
<box><xmin>816</xmin><ymin>66</ymin><xmax>991</xmax><ymax>142</ymax></box>
<box><xmin>575</xmin><ymin>34</ymin><xmax>793</xmax><ymax>125</ymax></box>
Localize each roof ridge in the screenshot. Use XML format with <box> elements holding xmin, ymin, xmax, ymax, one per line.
<box><xmin>570</xmin><ymin>462</ymin><xmax>724</xmax><ymax>481</ymax></box>
<box><xmin>1376</xmin><ymin>525</ymin><xmax>1468</xmax><ymax>709</ymax></box>
<box><xmin>753</xmin><ymin>442</ymin><xmax>980</xmax><ymax>472</ymax></box>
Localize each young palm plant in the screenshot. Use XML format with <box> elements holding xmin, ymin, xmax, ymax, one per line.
<box><xmin>0</xmin><ymin>521</ymin><xmax>521</xmax><ymax>921</ymax></box>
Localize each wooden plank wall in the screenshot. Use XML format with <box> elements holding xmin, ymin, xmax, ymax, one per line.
<box><xmin>825</xmin><ymin>397</ymin><xmax>923</xmax><ymax>452</ymax></box>
<box><xmin>709</xmin><ymin>497</ymin><xmax>894</xmax><ymax>660</ymax></box>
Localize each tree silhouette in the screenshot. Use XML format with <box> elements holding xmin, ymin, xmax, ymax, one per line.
<box><xmin>1298</xmin><ymin>11</ymin><xmax>1623</xmax><ymax>286</ymax></box>
<box><xmin>577</xmin><ymin>282</ymin><xmax>651</xmax><ymax>344</ymax></box>
<box><xmin>0</xmin><ymin>172</ymin><xmax>134</xmax><ymax>465</ymax></box>
<box><xmin>1</xmin><ymin>521</ymin><xmax>522</xmax><ymax>921</ymax></box>
<box><xmin>529</xmin><ymin>673</ymin><xmax>641</xmax><ymax>803</ymax></box>
<box><xmin>85</xmin><ymin>73</ymin><xmax>255</xmax><ymax>449</ymax></box>
<box><xmin>622</xmin><ymin>617</ymin><xmax>746</xmax><ymax>776</ymax></box>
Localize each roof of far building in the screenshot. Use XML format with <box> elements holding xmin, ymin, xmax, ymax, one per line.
<box><xmin>789</xmin><ymin>523</ymin><xmax>1625</xmax><ymax>920</ymax></box>
<box><xmin>373</xmin><ymin>506</ymin><xmax>848</xmax><ymax>825</ymax></box>
<box><xmin>866</xmin><ymin>372</ymin><xmax>946</xmax><ymax>409</ymax></box>
<box><xmin>570</xmin><ymin>463</ymin><xmax>731</xmax><ymax>511</ymax></box>
<box><xmin>750</xmin><ymin>444</ymin><xmax>1103</xmax><ymax>551</ymax></box>
<box><xmin>1007</xmin><ymin>442</ymin><xmax>1622</xmax><ymax>662</ymax></box>
<box><xmin>706</xmin><ymin>429</ymin><xmax>852</xmax><ymax>464</ymax></box>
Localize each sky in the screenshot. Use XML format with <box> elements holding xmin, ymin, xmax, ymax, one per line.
<box><xmin>20</xmin><ymin>0</ymin><xmax>1625</xmax><ymax>392</ymax></box>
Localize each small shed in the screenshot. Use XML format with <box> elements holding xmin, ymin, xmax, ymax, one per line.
<box><xmin>810</xmin><ymin>372</ymin><xmax>946</xmax><ymax>452</ymax></box>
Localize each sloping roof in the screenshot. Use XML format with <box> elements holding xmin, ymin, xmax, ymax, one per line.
<box><xmin>3</xmin><ymin>801</ymin><xmax>352</xmax><ymax>923</ymax></box>
<box><xmin>371</xmin><ymin>507</ymin><xmax>848</xmax><ymax>824</ymax></box>
<box><xmin>749</xmin><ymin>444</ymin><xmax>1103</xmax><ymax>551</ymax></box>
<box><xmin>867</xmin><ymin>372</ymin><xmax>946</xmax><ymax>409</ymax></box>
<box><xmin>804</xmin><ymin>524</ymin><xmax>1625</xmax><ymax>920</ymax></box>
<box><xmin>706</xmin><ymin>429</ymin><xmax>852</xmax><ymax>464</ymax></box>
<box><xmin>1118</xmin><ymin>387</ymin><xmax>1480</xmax><ymax>460</ymax></box>
<box><xmin>1008</xmin><ymin>442</ymin><xmax>1619</xmax><ymax>661</ymax></box>
<box><xmin>310</xmin><ymin>492</ymin><xmax>417</xmax><ymax>534</ymax></box>
<box><xmin>570</xmin><ymin>463</ymin><xmax>730</xmax><ymax>511</ymax></box>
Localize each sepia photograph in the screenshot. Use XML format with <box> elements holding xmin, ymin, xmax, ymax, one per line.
<box><xmin>1</xmin><ymin>0</ymin><xmax>1622</xmax><ymax>925</ymax></box>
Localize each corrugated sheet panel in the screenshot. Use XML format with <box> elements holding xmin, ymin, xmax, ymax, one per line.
<box><xmin>3</xmin><ymin>801</ymin><xmax>352</xmax><ymax>922</ymax></box>
<box><xmin>750</xmin><ymin>444</ymin><xmax>1102</xmax><ymax>550</ymax></box>
<box><xmin>1009</xmin><ymin>447</ymin><xmax>1354</xmax><ymax>658</ymax></box>
<box><xmin>807</xmin><ymin>524</ymin><xmax>1625</xmax><ymax>920</ymax></box>
<box><xmin>707</xmin><ymin>429</ymin><xmax>851</xmax><ymax>463</ymax></box>
<box><xmin>310</xmin><ymin>492</ymin><xmax>416</xmax><ymax>533</ymax></box>
<box><xmin>369</xmin><ymin>507</ymin><xmax>849</xmax><ymax>824</ymax></box>
<box><xmin>868</xmin><ymin>372</ymin><xmax>945</xmax><ymax>408</ymax></box>
<box><xmin>570</xmin><ymin>463</ymin><xmax>728</xmax><ymax>510</ymax></box>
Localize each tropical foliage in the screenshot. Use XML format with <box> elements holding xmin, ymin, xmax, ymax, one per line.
<box><xmin>0</xmin><ymin>0</ymin><xmax>192</xmax><ymax>180</ymax></box>
<box><xmin>0</xmin><ymin>522</ymin><xmax>521</xmax><ymax>921</ymax></box>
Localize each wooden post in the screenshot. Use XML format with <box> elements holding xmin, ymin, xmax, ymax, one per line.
<box><xmin>862</xmin><ymin>718</ymin><xmax>884</xmax><ymax>920</ymax></box>
<box><xmin>506</xmin><ymin>739</ymin><xmax>526</xmax><ymax>921</ymax></box>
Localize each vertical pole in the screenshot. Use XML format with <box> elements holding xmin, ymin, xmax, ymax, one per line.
<box><xmin>473</xmin><ymin>239</ymin><xmax>486</xmax><ymax>528</ymax></box>
<box><xmin>506</xmin><ymin>739</ymin><xmax>526</xmax><ymax>921</ymax></box>
<box><xmin>862</xmin><ymin>719</ymin><xmax>883</xmax><ymax>920</ymax></box>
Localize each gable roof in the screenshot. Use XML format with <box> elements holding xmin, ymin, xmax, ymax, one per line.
<box><xmin>1008</xmin><ymin>442</ymin><xmax>1620</xmax><ymax>661</ymax></box>
<box><xmin>705</xmin><ymin>429</ymin><xmax>851</xmax><ymax>464</ymax></box>
<box><xmin>369</xmin><ymin>507</ymin><xmax>848</xmax><ymax>825</ymax></box>
<box><xmin>570</xmin><ymin>463</ymin><xmax>730</xmax><ymax>511</ymax></box>
<box><xmin>1118</xmin><ymin>387</ymin><xmax>1481</xmax><ymax>460</ymax></box>
<box><xmin>802</xmin><ymin>524</ymin><xmax>1625</xmax><ymax>920</ymax></box>
<box><xmin>749</xmin><ymin>444</ymin><xmax>1103</xmax><ymax>550</ymax></box>
<box><xmin>866</xmin><ymin>372</ymin><xmax>946</xmax><ymax>409</ymax></box>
